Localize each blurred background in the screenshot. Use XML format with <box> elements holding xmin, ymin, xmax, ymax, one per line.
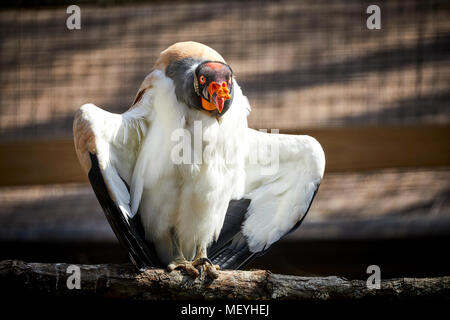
<box><xmin>0</xmin><ymin>0</ymin><xmax>448</xmax><ymax>279</ymax></box>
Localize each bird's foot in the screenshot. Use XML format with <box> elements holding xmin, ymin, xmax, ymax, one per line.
<box><xmin>167</xmin><ymin>260</ymin><xmax>199</xmax><ymax>278</ymax></box>
<box><xmin>192</xmin><ymin>257</ymin><xmax>220</xmax><ymax>279</ymax></box>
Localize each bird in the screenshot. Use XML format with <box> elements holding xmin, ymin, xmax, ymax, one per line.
<box><xmin>73</xmin><ymin>41</ymin><xmax>325</xmax><ymax>279</ymax></box>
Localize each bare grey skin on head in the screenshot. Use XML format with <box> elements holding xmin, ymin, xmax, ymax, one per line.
<box><xmin>166</xmin><ymin>58</ymin><xmax>234</xmax><ymax>117</ymax></box>
<box><xmin>165</xmin><ymin>58</ymin><xmax>201</xmax><ymax>110</ymax></box>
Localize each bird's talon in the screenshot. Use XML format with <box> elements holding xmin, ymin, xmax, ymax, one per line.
<box><xmin>192</xmin><ymin>257</ymin><xmax>212</xmax><ymax>267</ymax></box>
<box><xmin>167</xmin><ymin>261</ymin><xmax>199</xmax><ymax>278</ymax></box>
<box><xmin>167</xmin><ymin>263</ymin><xmax>176</xmax><ymax>272</ymax></box>
<box><xmin>186</xmin><ymin>266</ymin><xmax>200</xmax><ymax>278</ymax></box>
<box><xmin>205</xmin><ymin>265</ymin><xmax>219</xmax><ymax>279</ymax></box>
<box><xmin>197</xmin><ymin>265</ymin><xmax>204</xmax><ymax>276</ymax></box>
<box><xmin>192</xmin><ymin>257</ymin><xmax>219</xmax><ymax>279</ymax></box>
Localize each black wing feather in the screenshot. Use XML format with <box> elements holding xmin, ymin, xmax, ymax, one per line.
<box><xmin>210</xmin><ymin>185</ymin><xmax>320</xmax><ymax>270</ymax></box>
<box><xmin>211</xmin><ymin>232</ymin><xmax>259</xmax><ymax>270</ymax></box>
<box><xmin>208</xmin><ymin>199</ymin><xmax>249</xmax><ymax>257</ymax></box>
<box><xmin>88</xmin><ymin>153</ymin><xmax>162</xmax><ymax>269</ymax></box>
<box><xmin>208</xmin><ymin>198</ymin><xmax>259</xmax><ymax>270</ymax></box>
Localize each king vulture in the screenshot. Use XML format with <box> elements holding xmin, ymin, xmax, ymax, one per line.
<box><xmin>73</xmin><ymin>41</ymin><xmax>325</xmax><ymax>278</ymax></box>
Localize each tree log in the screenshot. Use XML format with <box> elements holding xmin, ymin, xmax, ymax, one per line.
<box><xmin>0</xmin><ymin>260</ymin><xmax>448</xmax><ymax>301</ymax></box>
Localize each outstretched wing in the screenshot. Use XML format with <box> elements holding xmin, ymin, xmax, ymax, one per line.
<box><xmin>73</xmin><ymin>73</ymin><xmax>162</xmax><ymax>269</ymax></box>
<box><xmin>209</xmin><ymin>128</ymin><xmax>325</xmax><ymax>269</ymax></box>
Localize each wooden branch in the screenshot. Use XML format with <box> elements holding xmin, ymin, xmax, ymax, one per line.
<box><xmin>1</xmin><ymin>260</ymin><xmax>449</xmax><ymax>301</ymax></box>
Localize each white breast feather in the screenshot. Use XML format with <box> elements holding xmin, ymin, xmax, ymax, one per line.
<box><xmin>130</xmin><ymin>74</ymin><xmax>249</xmax><ymax>264</ymax></box>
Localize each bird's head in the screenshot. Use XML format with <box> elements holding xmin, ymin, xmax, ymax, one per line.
<box><xmin>135</xmin><ymin>42</ymin><xmax>235</xmax><ymax>117</ymax></box>
<box><xmin>193</xmin><ymin>61</ymin><xmax>233</xmax><ymax>117</ymax></box>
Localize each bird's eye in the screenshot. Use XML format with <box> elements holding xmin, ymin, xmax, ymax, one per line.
<box><xmin>199</xmin><ymin>75</ymin><xmax>206</xmax><ymax>84</ymax></box>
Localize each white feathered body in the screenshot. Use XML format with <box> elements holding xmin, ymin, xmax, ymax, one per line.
<box><xmin>74</xmin><ymin>71</ymin><xmax>325</xmax><ymax>266</ymax></box>
<box><xmin>130</xmin><ymin>70</ymin><xmax>249</xmax><ymax>264</ymax></box>
<box><xmin>73</xmin><ymin>42</ymin><xmax>326</xmax><ymax>271</ymax></box>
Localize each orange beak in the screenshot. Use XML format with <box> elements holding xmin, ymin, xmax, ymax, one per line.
<box><xmin>201</xmin><ymin>81</ymin><xmax>231</xmax><ymax>113</ymax></box>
